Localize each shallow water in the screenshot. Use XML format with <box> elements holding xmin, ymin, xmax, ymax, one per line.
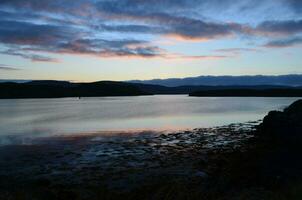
<box><xmin>0</xmin><ymin>95</ymin><xmax>299</xmax><ymax>138</ymax></box>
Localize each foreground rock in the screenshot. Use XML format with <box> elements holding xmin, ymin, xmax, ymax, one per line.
<box><xmin>258</xmin><ymin>99</ymin><xmax>302</xmax><ymax>141</ymax></box>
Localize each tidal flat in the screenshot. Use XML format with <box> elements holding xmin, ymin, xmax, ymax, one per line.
<box><xmin>0</xmin><ymin>121</ymin><xmax>260</xmax><ymax>200</ymax></box>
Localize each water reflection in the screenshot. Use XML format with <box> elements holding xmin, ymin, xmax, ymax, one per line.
<box><xmin>0</xmin><ymin>95</ymin><xmax>299</xmax><ymax>137</ymax></box>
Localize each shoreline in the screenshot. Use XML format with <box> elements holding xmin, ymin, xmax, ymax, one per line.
<box><xmin>0</xmin><ymin>121</ymin><xmax>260</xmax><ymax>199</ymax></box>
<box><xmin>0</xmin><ymin>121</ymin><xmax>260</xmax><ymax>146</ymax></box>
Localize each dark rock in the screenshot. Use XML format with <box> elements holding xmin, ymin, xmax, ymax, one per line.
<box><xmin>194</xmin><ymin>171</ymin><xmax>208</xmax><ymax>178</ymax></box>
<box><xmin>258</xmin><ymin>99</ymin><xmax>302</xmax><ymax>141</ymax></box>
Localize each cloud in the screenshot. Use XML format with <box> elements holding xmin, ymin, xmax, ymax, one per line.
<box><xmin>0</xmin><ymin>0</ymin><xmax>92</xmax><ymax>16</ymax></box>
<box><xmin>264</xmin><ymin>37</ymin><xmax>302</xmax><ymax>48</ymax></box>
<box><xmin>0</xmin><ymin>0</ymin><xmax>301</xmax><ymax>62</ymax></box>
<box><xmin>95</xmin><ymin>0</ymin><xmax>246</xmax><ymax>40</ymax></box>
<box><xmin>0</xmin><ymin>19</ymin><xmax>164</xmax><ymax>60</ymax></box>
<box><xmin>160</xmin><ymin>17</ymin><xmax>243</xmax><ymax>40</ymax></box>
<box><xmin>255</xmin><ymin>19</ymin><xmax>302</xmax><ymax>36</ymax></box>
<box><xmin>1</xmin><ymin>0</ymin><xmax>248</xmax><ymax>41</ymax></box>
<box><xmin>0</xmin><ymin>64</ymin><xmax>20</xmax><ymax>71</ymax></box>
<box><xmin>27</xmin><ymin>38</ymin><xmax>165</xmax><ymax>58</ymax></box>
<box><xmin>95</xmin><ymin>18</ymin><xmax>244</xmax><ymax>41</ymax></box>
<box><xmin>0</xmin><ymin>20</ymin><xmax>75</xmax><ymax>46</ymax></box>
<box><xmin>162</xmin><ymin>53</ymin><xmax>230</xmax><ymax>60</ymax></box>
<box><xmin>0</xmin><ymin>16</ymin><xmax>233</xmax><ymax>60</ymax></box>
<box><xmin>286</xmin><ymin>0</ymin><xmax>302</xmax><ymax>13</ymax></box>
<box><xmin>179</xmin><ymin>55</ymin><xmax>230</xmax><ymax>60</ymax></box>
<box><xmin>215</xmin><ymin>48</ymin><xmax>259</xmax><ymax>54</ymax></box>
<box><xmin>95</xmin><ymin>13</ymin><xmax>302</xmax><ymax>41</ymax></box>
<box><xmin>52</xmin><ymin>39</ymin><xmax>229</xmax><ymax>59</ymax></box>
<box><xmin>0</xmin><ymin>49</ymin><xmax>59</xmax><ymax>62</ymax></box>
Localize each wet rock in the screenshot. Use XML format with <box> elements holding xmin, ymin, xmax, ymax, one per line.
<box><xmin>258</xmin><ymin>99</ymin><xmax>302</xmax><ymax>141</ymax></box>
<box><xmin>194</xmin><ymin>171</ymin><xmax>208</xmax><ymax>178</ymax></box>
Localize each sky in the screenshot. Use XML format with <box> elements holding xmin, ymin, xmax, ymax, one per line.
<box><xmin>0</xmin><ymin>0</ymin><xmax>302</xmax><ymax>82</ymax></box>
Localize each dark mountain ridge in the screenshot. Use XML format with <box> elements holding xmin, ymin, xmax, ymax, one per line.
<box><xmin>129</xmin><ymin>74</ymin><xmax>302</xmax><ymax>87</ymax></box>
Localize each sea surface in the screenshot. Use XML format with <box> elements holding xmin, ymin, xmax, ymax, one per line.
<box><xmin>0</xmin><ymin>95</ymin><xmax>299</xmax><ymax>139</ymax></box>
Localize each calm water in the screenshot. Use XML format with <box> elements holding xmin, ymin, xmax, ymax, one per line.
<box><xmin>0</xmin><ymin>95</ymin><xmax>299</xmax><ymax>138</ymax></box>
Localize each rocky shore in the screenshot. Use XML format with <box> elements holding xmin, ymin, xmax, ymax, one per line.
<box><xmin>1</xmin><ymin>100</ymin><xmax>302</xmax><ymax>200</ymax></box>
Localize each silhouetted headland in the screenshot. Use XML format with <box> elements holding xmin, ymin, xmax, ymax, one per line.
<box><xmin>0</xmin><ymin>81</ymin><xmax>151</xmax><ymax>99</ymax></box>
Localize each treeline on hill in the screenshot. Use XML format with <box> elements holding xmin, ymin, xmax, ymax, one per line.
<box><xmin>1</xmin><ymin>80</ymin><xmax>302</xmax><ymax>98</ymax></box>
<box><xmin>0</xmin><ymin>81</ymin><xmax>150</xmax><ymax>99</ymax></box>
<box><xmin>189</xmin><ymin>89</ymin><xmax>302</xmax><ymax>97</ymax></box>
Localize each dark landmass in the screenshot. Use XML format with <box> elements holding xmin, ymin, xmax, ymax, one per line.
<box><xmin>0</xmin><ymin>81</ymin><xmax>150</xmax><ymax>99</ymax></box>
<box><xmin>129</xmin><ymin>74</ymin><xmax>302</xmax><ymax>87</ymax></box>
<box><xmin>258</xmin><ymin>99</ymin><xmax>302</xmax><ymax>141</ymax></box>
<box><xmin>1</xmin><ymin>100</ymin><xmax>302</xmax><ymax>199</ymax></box>
<box><xmin>1</xmin><ymin>80</ymin><xmax>301</xmax><ymax>98</ymax></box>
<box><xmin>133</xmin><ymin>83</ymin><xmax>297</xmax><ymax>95</ymax></box>
<box><xmin>189</xmin><ymin>88</ymin><xmax>302</xmax><ymax>97</ymax></box>
<box><xmin>0</xmin><ymin>79</ymin><xmax>30</xmax><ymax>83</ymax></box>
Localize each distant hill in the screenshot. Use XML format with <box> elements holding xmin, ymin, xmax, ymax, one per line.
<box><xmin>0</xmin><ymin>81</ymin><xmax>150</xmax><ymax>99</ymax></box>
<box><xmin>0</xmin><ymin>79</ymin><xmax>31</xmax><ymax>83</ymax></box>
<box><xmin>128</xmin><ymin>74</ymin><xmax>302</xmax><ymax>87</ymax></box>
